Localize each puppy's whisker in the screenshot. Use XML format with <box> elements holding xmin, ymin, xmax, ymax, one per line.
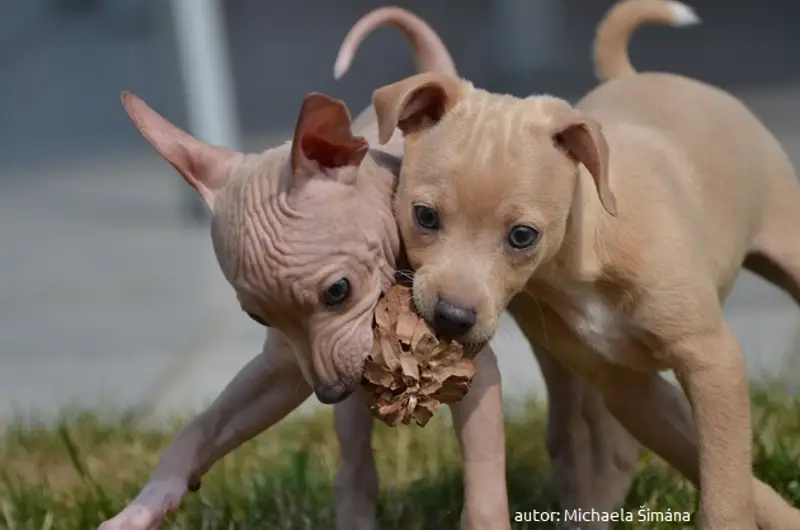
<box><xmin>395</xmin><ymin>271</ymin><xmax>416</xmax><ymax>283</ymax></box>
<box><xmin>393</xmin><ymin>270</ymin><xmax>416</xmax><ymax>289</ymax></box>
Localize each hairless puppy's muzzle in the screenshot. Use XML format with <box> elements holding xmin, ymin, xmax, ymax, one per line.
<box><xmin>314</xmin><ymin>381</ymin><xmax>355</xmax><ymax>404</ymax></box>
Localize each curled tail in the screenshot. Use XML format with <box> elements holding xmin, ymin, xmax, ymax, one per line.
<box><xmin>334</xmin><ymin>6</ymin><xmax>457</xmax><ymax>79</ymax></box>
<box><xmin>594</xmin><ymin>0</ymin><xmax>701</xmax><ymax>83</ymax></box>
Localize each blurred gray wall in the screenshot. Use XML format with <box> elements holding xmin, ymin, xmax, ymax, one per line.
<box><xmin>1</xmin><ymin>0</ymin><xmax>799</xmax><ymax>172</ymax></box>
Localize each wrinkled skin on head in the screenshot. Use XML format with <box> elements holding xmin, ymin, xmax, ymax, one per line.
<box><xmin>212</xmin><ymin>159</ymin><xmax>396</xmax><ymax>399</ymax></box>
<box><xmin>122</xmin><ymin>91</ymin><xmax>399</xmax><ymax>403</ymax></box>
<box><xmin>372</xmin><ymin>72</ymin><xmax>617</xmax><ymax>346</ymax></box>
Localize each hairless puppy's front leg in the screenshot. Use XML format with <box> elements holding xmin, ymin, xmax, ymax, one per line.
<box><xmin>98</xmin><ymin>331</ymin><xmax>310</xmax><ymax>530</ymax></box>
<box><xmin>333</xmin><ymin>389</ymin><xmax>379</xmax><ymax>530</ymax></box>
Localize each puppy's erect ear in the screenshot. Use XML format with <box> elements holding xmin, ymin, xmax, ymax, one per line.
<box><xmin>372</xmin><ymin>72</ymin><xmax>465</xmax><ymax>145</ymax></box>
<box><xmin>554</xmin><ymin>115</ymin><xmax>618</xmax><ymax>217</ymax></box>
<box><xmin>121</xmin><ymin>91</ymin><xmax>238</xmax><ymax>212</ymax></box>
<box><xmin>290</xmin><ymin>92</ymin><xmax>369</xmax><ymax>187</ymax></box>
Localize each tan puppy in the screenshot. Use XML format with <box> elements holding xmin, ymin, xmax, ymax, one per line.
<box><xmin>334</xmin><ymin>7</ymin><xmax>646</xmax><ymax>528</ymax></box>
<box><xmin>372</xmin><ymin>1</ymin><xmax>800</xmax><ymax>528</ymax></box>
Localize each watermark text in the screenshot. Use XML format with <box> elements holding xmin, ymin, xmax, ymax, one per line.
<box><xmin>513</xmin><ymin>506</ymin><xmax>693</xmax><ymax>525</ymax></box>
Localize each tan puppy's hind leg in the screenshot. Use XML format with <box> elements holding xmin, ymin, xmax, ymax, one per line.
<box><xmin>745</xmin><ymin>185</ymin><xmax>800</xmax><ymax>306</ymax></box>
<box><xmin>742</xmin><ymin>185</ymin><xmax>800</xmax><ymax>528</ymax></box>
<box><xmin>508</xmin><ymin>297</ymin><xmax>640</xmax><ymax>529</ymax></box>
<box><xmin>577</xmin><ymin>375</ymin><xmax>641</xmax><ymax>510</ymax></box>
<box><xmin>510</xmin><ymin>296</ymin><xmax>800</xmax><ymax>529</ymax></box>
<box><xmin>598</xmin><ymin>365</ymin><xmax>800</xmax><ymax>530</ymax></box>
<box><xmin>334</xmin><ymin>390</ymin><xmax>379</xmax><ymax>530</ymax></box>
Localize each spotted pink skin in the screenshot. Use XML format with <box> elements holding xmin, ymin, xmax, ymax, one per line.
<box><xmin>122</xmin><ymin>91</ymin><xmax>402</xmax><ymax>401</ymax></box>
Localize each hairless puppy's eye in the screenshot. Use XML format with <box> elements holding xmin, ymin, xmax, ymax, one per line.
<box><xmin>413</xmin><ymin>203</ymin><xmax>441</xmax><ymax>230</ymax></box>
<box><xmin>246</xmin><ymin>311</ymin><xmax>269</xmax><ymax>327</ymax></box>
<box><xmin>323</xmin><ymin>278</ymin><xmax>351</xmax><ymax>308</ymax></box>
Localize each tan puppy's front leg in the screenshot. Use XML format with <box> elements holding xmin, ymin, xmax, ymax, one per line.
<box><xmin>333</xmin><ymin>389</ymin><xmax>378</xmax><ymax>530</ymax></box>
<box><xmin>98</xmin><ymin>331</ymin><xmax>310</xmax><ymax>530</ymax></box>
<box><xmin>668</xmin><ymin>323</ymin><xmax>756</xmax><ymax>529</ymax></box>
<box><xmin>448</xmin><ymin>345</ymin><xmax>511</xmax><ymax>530</ymax></box>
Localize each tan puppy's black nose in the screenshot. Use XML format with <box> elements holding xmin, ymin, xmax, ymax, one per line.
<box><xmin>433</xmin><ymin>297</ymin><xmax>476</xmax><ymax>338</ymax></box>
<box><xmin>314</xmin><ymin>381</ymin><xmax>353</xmax><ymax>404</ymax></box>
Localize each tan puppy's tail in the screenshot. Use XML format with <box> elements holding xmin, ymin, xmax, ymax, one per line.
<box><xmin>594</xmin><ymin>0</ymin><xmax>701</xmax><ymax>83</ymax></box>
<box><xmin>333</xmin><ymin>6</ymin><xmax>457</xmax><ymax>79</ymax></box>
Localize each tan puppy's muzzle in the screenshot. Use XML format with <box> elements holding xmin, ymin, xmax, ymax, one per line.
<box><xmin>432</xmin><ymin>297</ymin><xmax>477</xmax><ymax>339</ymax></box>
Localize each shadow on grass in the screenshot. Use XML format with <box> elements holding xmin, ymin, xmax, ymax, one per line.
<box><xmin>1</xmin><ymin>388</ymin><xmax>798</xmax><ymax>529</ymax></box>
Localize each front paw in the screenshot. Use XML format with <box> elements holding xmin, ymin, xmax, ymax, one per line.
<box><xmin>98</xmin><ymin>504</ymin><xmax>164</xmax><ymax>530</ymax></box>
<box><xmin>98</xmin><ymin>478</ymin><xmax>188</xmax><ymax>530</ymax></box>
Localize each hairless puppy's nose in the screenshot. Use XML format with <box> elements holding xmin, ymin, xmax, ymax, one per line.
<box><xmin>433</xmin><ymin>297</ymin><xmax>476</xmax><ymax>338</ymax></box>
<box><xmin>314</xmin><ymin>381</ymin><xmax>354</xmax><ymax>404</ymax></box>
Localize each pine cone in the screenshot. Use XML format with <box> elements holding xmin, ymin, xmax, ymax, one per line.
<box><xmin>361</xmin><ymin>284</ymin><xmax>483</xmax><ymax>427</ymax></box>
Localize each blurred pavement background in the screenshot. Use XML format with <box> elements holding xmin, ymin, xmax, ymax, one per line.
<box><xmin>2</xmin><ymin>0</ymin><xmax>800</xmax><ymax>424</ymax></box>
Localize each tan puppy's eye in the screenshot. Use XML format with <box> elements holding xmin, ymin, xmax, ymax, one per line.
<box><xmin>323</xmin><ymin>278</ymin><xmax>351</xmax><ymax>308</ymax></box>
<box><xmin>507</xmin><ymin>225</ymin><xmax>540</xmax><ymax>250</ymax></box>
<box><xmin>413</xmin><ymin>204</ymin><xmax>441</xmax><ymax>230</ymax></box>
<box><xmin>246</xmin><ymin>311</ymin><xmax>269</xmax><ymax>327</ymax></box>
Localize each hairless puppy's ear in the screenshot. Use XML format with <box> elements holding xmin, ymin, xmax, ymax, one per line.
<box><xmin>553</xmin><ymin>112</ymin><xmax>618</xmax><ymax>217</ymax></box>
<box><xmin>290</xmin><ymin>92</ymin><xmax>368</xmax><ymax>187</ymax></box>
<box><xmin>121</xmin><ymin>91</ymin><xmax>239</xmax><ymax>212</ymax></box>
<box><xmin>372</xmin><ymin>72</ymin><xmax>466</xmax><ymax>145</ymax></box>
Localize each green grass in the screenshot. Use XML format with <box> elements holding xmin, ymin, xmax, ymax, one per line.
<box><xmin>1</xmin><ymin>389</ymin><xmax>799</xmax><ymax>529</ymax></box>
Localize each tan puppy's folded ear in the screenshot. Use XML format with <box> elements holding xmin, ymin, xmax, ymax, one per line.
<box><xmin>554</xmin><ymin>115</ymin><xmax>618</xmax><ymax>217</ymax></box>
<box><xmin>121</xmin><ymin>91</ymin><xmax>239</xmax><ymax>212</ymax></box>
<box><xmin>372</xmin><ymin>72</ymin><xmax>465</xmax><ymax>145</ymax></box>
<box><xmin>291</xmin><ymin>92</ymin><xmax>369</xmax><ymax>187</ymax></box>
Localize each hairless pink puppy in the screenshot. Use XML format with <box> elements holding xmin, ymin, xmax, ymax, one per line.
<box><xmin>98</xmin><ymin>7</ymin><xmax>639</xmax><ymax>530</ymax></box>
